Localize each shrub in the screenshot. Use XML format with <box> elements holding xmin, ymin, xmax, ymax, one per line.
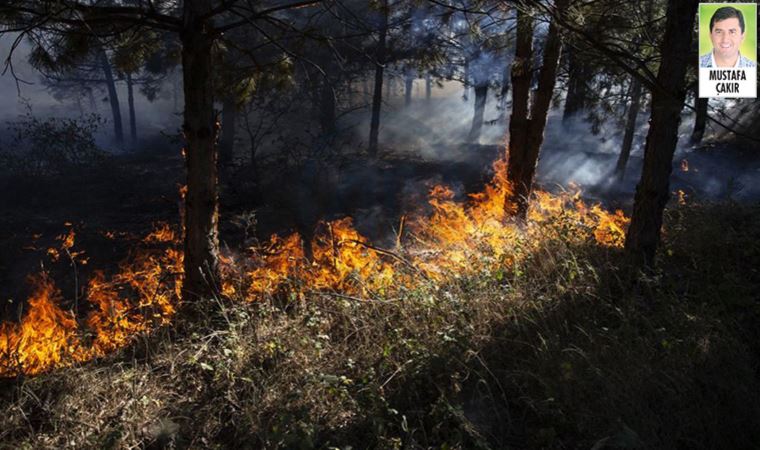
<box><xmin>0</xmin><ymin>111</ymin><xmax>106</xmax><ymax>176</ymax></box>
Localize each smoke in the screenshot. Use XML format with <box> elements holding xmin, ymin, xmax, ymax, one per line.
<box><xmin>345</xmin><ymin>79</ymin><xmax>506</xmax><ymax>159</ymax></box>
<box><xmin>0</xmin><ymin>35</ymin><xmax>54</xmax><ymax>121</ymax></box>
<box><xmin>3</xmin><ymin>28</ymin><xmax>758</xmax><ymax>204</ymax></box>
<box><xmin>340</xmin><ymin>78</ymin><xmax>760</xmax><ymax>205</ymax></box>
<box><xmin>0</xmin><ymin>33</ymin><xmax>182</xmax><ymax>151</ymax></box>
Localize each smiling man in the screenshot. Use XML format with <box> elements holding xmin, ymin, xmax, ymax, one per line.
<box><xmin>700</xmin><ymin>6</ymin><xmax>756</xmax><ymax>68</ymax></box>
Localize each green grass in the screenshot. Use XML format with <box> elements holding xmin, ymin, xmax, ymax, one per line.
<box><xmin>1</xmin><ymin>202</ymin><xmax>759</xmax><ymax>449</ymax></box>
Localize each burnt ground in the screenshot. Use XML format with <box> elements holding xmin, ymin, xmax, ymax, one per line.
<box><xmin>1</xmin><ymin>135</ymin><xmax>758</xmax><ymax>321</ymax></box>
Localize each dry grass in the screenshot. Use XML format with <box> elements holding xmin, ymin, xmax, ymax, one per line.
<box><xmin>1</xmin><ymin>202</ymin><xmax>759</xmax><ymax>449</ymax></box>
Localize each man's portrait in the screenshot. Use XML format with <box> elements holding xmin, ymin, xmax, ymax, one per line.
<box><xmin>700</xmin><ymin>5</ymin><xmax>756</xmax><ymax>68</ymax></box>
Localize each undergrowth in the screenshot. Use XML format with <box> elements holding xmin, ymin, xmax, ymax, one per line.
<box><xmin>1</xmin><ymin>202</ymin><xmax>759</xmax><ymax>449</ymax></box>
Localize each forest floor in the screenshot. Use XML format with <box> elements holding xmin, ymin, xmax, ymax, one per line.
<box><xmin>0</xmin><ymin>139</ymin><xmax>759</xmax><ymax>448</ymax></box>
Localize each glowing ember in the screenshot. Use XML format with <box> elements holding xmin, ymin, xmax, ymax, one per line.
<box><xmin>677</xmin><ymin>189</ymin><xmax>687</xmax><ymax>205</ymax></box>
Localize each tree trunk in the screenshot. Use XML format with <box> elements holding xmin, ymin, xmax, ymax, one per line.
<box><xmin>462</xmin><ymin>58</ymin><xmax>470</xmax><ymax>101</ymax></box>
<box><xmin>219</xmin><ymin>96</ymin><xmax>237</xmax><ymax>166</ymax></box>
<box><xmin>468</xmin><ymin>83</ymin><xmax>488</xmax><ymax>143</ymax></box>
<box><xmin>180</xmin><ymin>0</ymin><xmax>221</xmax><ymax>302</ymax></box>
<box><xmin>690</xmin><ymin>91</ymin><xmax>708</xmax><ymax>145</ymax></box>
<box><xmin>126</xmin><ymin>72</ymin><xmax>137</xmax><ymax>143</ymax></box>
<box><xmin>615</xmin><ymin>78</ymin><xmax>642</xmax><ymax>180</ymax></box>
<box><xmin>624</xmin><ymin>0</ymin><xmax>698</xmax><ymax>267</ymax></box>
<box><xmin>173</xmin><ymin>70</ymin><xmax>180</xmax><ymax>113</ymax></box>
<box><xmin>562</xmin><ymin>47</ymin><xmax>591</xmax><ymax>123</ymax></box>
<box><xmin>404</xmin><ymin>72</ymin><xmax>414</xmax><ymax>107</ymax></box>
<box><xmin>98</xmin><ymin>49</ymin><xmax>123</xmax><ymax>144</ymax></box>
<box><xmin>506</xmin><ymin>0</ymin><xmax>566</xmax><ymax>218</ymax></box>
<box><xmin>368</xmin><ymin>0</ymin><xmax>388</xmax><ymax>156</ymax></box>
<box><xmin>425</xmin><ymin>74</ymin><xmax>432</xmax><ymax>100</ymax></box>
<box><xmin>498</xmin><ymin>62</ymin><xmax>510</xmax><ymax>116</ymax></box>
<box><xmin>505</xmin><ymin>8</ymin><xmax>533</xmax><ymax>216</ymax></box>
<box><xmin>87</xmin><ymin>88</ymin><xmax>97</xmax><ymax>112</ymax></box>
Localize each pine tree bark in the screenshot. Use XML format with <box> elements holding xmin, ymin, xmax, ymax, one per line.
<box><xmin>506</xmin><ymin>0</ymin><xmax>566</xmax><ymax>218</ymax></box>
<box><xmin>615</xmin><ymin>78</ymin><xmax>642</xmax><ymax>180</ymax></box>
<box><xmin>468</xmin><ymin>83</ymin><xmax>488</xmax><ymax>143</ymax></box>
<box><xmin>180</xmin><ymin>0</ymin><xmax>221</xmax><ymax>301</ymax></box>
<box><xmin>506</xmin><ymin>8</ymin><xmax>533</xmax><ymax>216</ymax></box>
<box><xmin>368</xmin><ymin>0</ymin><xmax>388</xmax><ymax>156</ymax></box>
<box><xmin>624</xmin><ymin>0</ymin><xmax>698</xmax><ymax>267</ymax></box>
<box><xmin>98</xmin><ymin>49</ymin><xmax>124</xmax><ymax>144</ymax></box>
<box><xmin>126</xmin><ymin>72</ymin><xmax>137</xmax><ymax>143</ymax></box>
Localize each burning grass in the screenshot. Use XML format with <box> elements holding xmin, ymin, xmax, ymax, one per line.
<box><xmin>0</xmin><ymin>202</ymin><xmax>758</xmax><ymax>449</ymax></box>
<box><xmin>0</xmin><ymin>225</ymin><xmax>182</xmax><ymax>376</ymax></box>
<box><xmin>0</xmin><ymin>153</ymin><xmax>630</xmax><ymax>377</ymax></box>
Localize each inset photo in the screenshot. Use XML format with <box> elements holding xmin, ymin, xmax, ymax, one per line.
<box><xmin>699</xmin><ymin>3</ymin><xmax>757</xmax><ymax>97</ymax></box>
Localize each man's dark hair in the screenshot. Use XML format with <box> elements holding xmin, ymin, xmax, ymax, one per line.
<box><xmin>710</xmin><ymin>6</ymin><xmax>745</xmax><ymax>33</ymax></box>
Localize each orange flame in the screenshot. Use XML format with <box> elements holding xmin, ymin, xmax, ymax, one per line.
<box><xmin>677</xmin><ymin>189</ymin><xmax>687</xmax><ymax>205</ymax></box>
<box><xmin>242</xmin><ymin>153</ymin><xmax>629</xmax><ymax>296</ymax></box>
<box><xmin>0</xmin><ymin>274</ymin><xmax>79</xmax><ymax>375</ymax></box>
<box><xmin>1</xmin><ymin>151</ymin><xmax>630</xmax><ymax>376</ymax></box>
<box><xmin>1</xmin><ymin>223</ymin><xmax>183</xmax><ymax>376</ymax></box>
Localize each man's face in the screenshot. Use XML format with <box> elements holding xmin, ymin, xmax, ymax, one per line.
<box><xmin>710</xmin><ymin>17</ymin><xmax>745</xmax><ymax>61</ymax></box>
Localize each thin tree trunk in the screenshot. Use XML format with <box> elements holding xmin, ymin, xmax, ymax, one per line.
<box><xmin>615</xmin><ymin>78</ymin><xmax>642</xmax><ymax>180</ymax></box>
<box><xmin>126</xmin><ymin>72</ymin><xmax>137</xmax><ymax>143</ymax></box>
<box><xmin>75</xmin><ymin>94</ymin><xmax>84</xmax><ymax>116</ymax></box>
<box><xmin>624</xmin><ymin>0</ymin><xmax>698</xmax><ymax>267</ymax></box>
<box><xmin>368</xmin><ymin>0</ymin><xmax>388</xmax><ymax>156</ymax></box>
<box><xmin>468</xmin><ymin>83</ymin><xmax>488</xmax><ymax>143</ymax></box>
<box><xmin>98</xmin><ymin>49</ymin><xmax>123</xmax><ymax>144</ymax></box>
<box><xmin>219</xmin><ymin>96</ymin><xmax>237</xmax><ymax>166</ymax></box>
<box><xmin>462</xmin><ymin>58</ymin><xmax>470</xmax><ymax>101</ymax></box>
<box><xmin>404</xmin><ymin>72</ymin><xmax>414</xmax><ymax>107</ymax></box>
<box><xmin>180</xmin><ymin>0</ymin><xmax>221</xmax><ymax>302</ymax></box>
<box><xmin>87</xmin><ymin>88</ymin><xmax>97</xmax><ymax>112</ymax></box>
<box><xmin>498</xmin><ymin>62</ymin><xmax>510</xmax><ymax>116</ymax></box>
<box><xmin>562</xmin><ymin>47</ymin><xmax>590</xmax><ymax>123</ymax></box>
<box><xmin>506</xmin><ymin>0</ymin><xmax>566</xmax><ymax>218</ymax></box>
<box><xmin>690</xmin><ymin>89</ymin><xmax>708</xmax><ymax>145</ymax></box>
<box><xmin>425</xmin><ymin>74</ymin><xmax>432</xmax><ymax>101</ymax></box>
<box><xmin>173</xmin><ymin>70</ymin><xmax>180</xmax><ymax>113</ymax></box>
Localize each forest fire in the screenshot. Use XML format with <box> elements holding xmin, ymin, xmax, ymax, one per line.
<box><xmin>0</xmin><ymin>223</ymin><xmax>183</xmax><ymax>376</ymax></box>
<box><xmin>0</xmin><ymin>153</ymin><xmax>628</xmax><ymax>377</ymax></box>
<box><xmin>244</xmin><ymin>155</ymin><xmax>629</xmax><ymax>295</ymax></box>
